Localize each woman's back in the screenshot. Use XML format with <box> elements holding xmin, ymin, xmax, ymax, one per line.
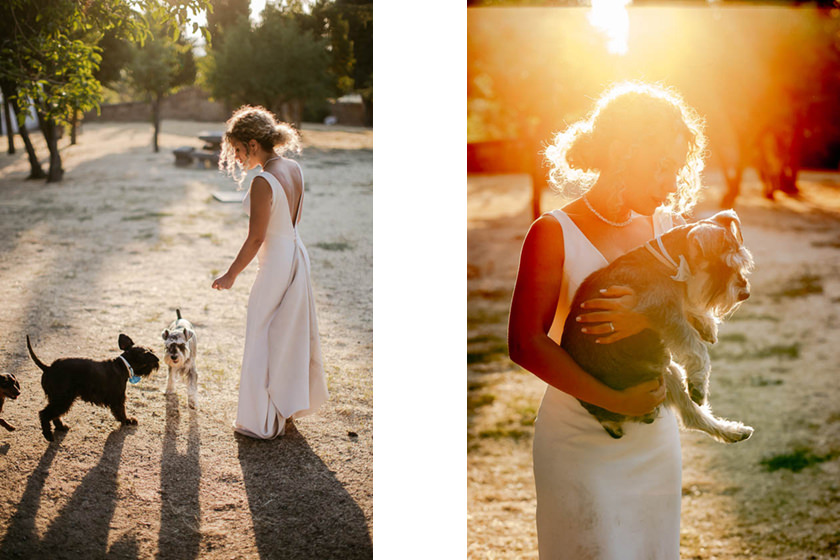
<box><xmin>265</xmin><ymin>157</ymin><xmax>303</xmax><ymax>227</ymax></box>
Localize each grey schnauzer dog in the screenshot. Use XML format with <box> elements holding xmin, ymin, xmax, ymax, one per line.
<box><xmin>0</xmin><ymin>372</ymin><xmax>21</xmax><ymax>431</ymax></box>
<box><xmin>27</xmin><ymin>334</ymin><xmax>160</xmax><ymax>442</ymax></box>
<box><xmin>562</xmin><ymin>209</ymin><xmax>755</xmax><ymax>443</ymax></box>
<box><xmin>162</xmin><ymin>309</ymin><xmax>198</xmax><ymax>408</ymax></box>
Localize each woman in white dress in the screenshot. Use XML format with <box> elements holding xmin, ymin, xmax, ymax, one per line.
<box><xmin>212</xmin><ymin>105</ymin><xmax>328</xmax><ymax>439</ymax></box>
<box><xmin>507</xmin><ymin>82</ymin><xmax>708</xmax><ymax>559</ymax></box>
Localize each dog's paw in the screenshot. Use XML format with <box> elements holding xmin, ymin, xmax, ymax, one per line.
<box><xmin>123</xmin><ymin>417</ymin><xmax>138</xmax><ymax>426</ymax></box>
<box><xmin>601</xmin><ymin>421</ymin><xmax>624</xmax><ymax>439</ymax></box>
<box><xmin>729</xmin><ymin>424</ymin><xmax>754</xmax><ymax>443</ymax></box>
<box><xmin>42</xmin><ymin>431</ymin><xmax>54</xmax><ymax>442</ymax></box>
<box><xmin>3</xmin><ymin>423</ymin><xmax>15</xmax><ymax>432</ymax></box>
<box><xmin>688</xmin><ymin>384</ymin><xmax>707</xmax><ymax>406</ymax></box>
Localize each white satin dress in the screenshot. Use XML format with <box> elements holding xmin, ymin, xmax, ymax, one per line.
<box><xmin>532</xmin><ymin>208</ymin><xmax>682</xmax><ymax>559</ymax></box>
<box><xmin>234</xmin><ymin>165</ymin><xmax>329</xmax><ymax>439</ymax></box>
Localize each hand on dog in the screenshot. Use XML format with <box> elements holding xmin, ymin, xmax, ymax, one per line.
<box><xmin>612</xmin><ymin>375</ymin><xmax>666</xmax><ymax>417</ymax></box>
<box><xmin>212</xmin><ymin>272</ymin><xmax>236</xmax><ymax>291</ymax></box>
<box><xmin>576</xmin><ymin>285</ymin><xmax>649</xmax><ymax>344</ymax></box>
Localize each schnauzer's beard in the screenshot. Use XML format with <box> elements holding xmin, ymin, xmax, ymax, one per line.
<box><xmin>164</xmin><ymin>341</ymin><xmax>191</xmax><ymax>369</ymax></box>
<box><xmin>710</xmin><ymin>246</ymin><xmax>755</xmax><ymax>320</ymax></box>
<box><xmin>692</xmin><ymin>246</ymin><xmax>755</xmax><ymax>321</ymax></box>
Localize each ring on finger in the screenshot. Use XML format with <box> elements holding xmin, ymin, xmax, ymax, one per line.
<box><xmin>608</xmin><ymin>322</ymin><xmax>615</xmax><ymax>333</ymax></box>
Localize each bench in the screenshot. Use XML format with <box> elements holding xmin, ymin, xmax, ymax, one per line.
<box><xmin>193</xmin><ymin>151</ymin><xmax>219</xmax><ymax>168</ymax></box>
<box><xmin>173</xmin><ymin>146</ymin><xmax>195</xmax><ymax>167</ymax></box>
<box><xmin>173</xmin><ymin>146</ymin><xmax>219</xmax><ymax>169</ymax></box>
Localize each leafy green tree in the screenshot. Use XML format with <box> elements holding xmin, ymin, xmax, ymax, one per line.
<box><xmin>207</xmin><ymin>7</ymin><xmax>332</xmax><ymax>127</ymax></box>
<box><xmin>0</xmin><ymin>0</ymin><xmax>206</xmax><ymax>181</ymax></box>
<box><xmin>127</xmin><ymin>16</ymin><xmax>197</xmax><ymax>152</ymax></box>
<box><xmin>308</xmin><ymin>0</ymin><xmax>372</xmax><ymax>124</ymax></box>
<box><xmin>207</xmin><ymin>0</ymin><xmax>250</xmax><ymax>48</ymax></box>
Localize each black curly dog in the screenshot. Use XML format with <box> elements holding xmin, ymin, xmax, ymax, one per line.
<box><xmin>27</xmin><ymin>334</ymin><xmax>159</xmax><ymax>441</ymax></box>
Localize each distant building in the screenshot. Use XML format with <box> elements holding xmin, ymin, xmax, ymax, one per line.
<box><xmin>0</xmin><ymin>94</ymin><xmax>38</xmax><ymax>135</ymax></box>
<box><xmin>328</xmin><ymin>94</ymin><xmax>366</xmax><ymax>127</ymax></box>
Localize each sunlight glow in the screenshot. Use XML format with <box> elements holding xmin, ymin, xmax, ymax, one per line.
<box><xmin>588</xmin><ymin>0</ymin><xmax>632</xmax><ymax>55</ymax></box>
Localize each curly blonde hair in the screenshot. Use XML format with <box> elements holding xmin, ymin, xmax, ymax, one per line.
<box><xmin>544</xmin><ymin>81</ymin><xmax>707</xmax><ymax>215</ymax></box>
<box><xmin>218</xmin><ymin>105</ymin><xmax>302</xmax><ymax>186</ymax></box>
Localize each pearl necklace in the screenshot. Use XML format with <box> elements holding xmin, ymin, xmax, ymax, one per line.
<box><xmin>583</xmin><ymin>195</ymin><xmax>634</xmax><ymax>227</ymax></box>
<box><xmin>262</xmin><ymin>156</ymin><xmax>281</xmax><ymax>167</ymax></box>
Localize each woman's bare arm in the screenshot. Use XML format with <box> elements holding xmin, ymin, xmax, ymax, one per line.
<box><xmin>211</xmin><ymin>177</ymin><xmax>272</xmax><ymax>290</ymax></box>
<box><xmin>507</xmin><ymin>216</ymin><xmax>664</xmax><ymax>416</ymax></box>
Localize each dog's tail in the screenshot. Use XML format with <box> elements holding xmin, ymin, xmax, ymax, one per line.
<box><xmin>664</xmin><ymin>362</ymin><xmax>753</xmax><ymax>443</ymax></box>
<box><xmin>176</xmin><ymin>309</ymin><xmax>182</xmax><ymax>320</ymax></box>
<box><xmin>26</xmin><ymin>335</ymin><xmax>49</xmax><ymax>372</ymax></box>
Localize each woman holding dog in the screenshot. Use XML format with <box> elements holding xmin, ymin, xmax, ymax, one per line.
<box><xmin>508</xmin><ymin>82</ymin><xmax>707</xmax><ymax>559</ymax></box>
<box><xmin>212</xmin><ymin>106</ymin><xmax>328</xmax><ymax>439</ymax></box>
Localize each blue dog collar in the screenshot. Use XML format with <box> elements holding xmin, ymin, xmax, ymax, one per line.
<box><xmin>118</xmin><ymin>355</ymin><xmax>141</xmax><ymax>385</ymax></box>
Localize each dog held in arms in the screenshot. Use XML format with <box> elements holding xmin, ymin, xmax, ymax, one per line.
<box><xmin>562</xmin><ymin>209</ymin><xmax>755</xmax><ymax>443</ymax></box>
<box><xmin>27</xmin><ymin>334</ymin><xmax>160</xmax><ymax>441</ymax></box>
<box><xmin>162</xmin><ymin>309</ymin><xmax>198</xmax><ymax>408</ymax></box>
<box><xmin>0</xmin><ymin>372</ymin><xmax>21</xmax><ymax>431</ymax></box>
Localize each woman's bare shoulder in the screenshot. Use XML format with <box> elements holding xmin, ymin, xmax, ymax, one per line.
<box><xmin>521</xmin><ymin>212</ymin><xmax>566</xmax><ymax>260</ymax></box>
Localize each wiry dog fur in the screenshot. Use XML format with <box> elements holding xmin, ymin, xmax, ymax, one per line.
<box><xmin>0</xmin><ymin>372</ymin><xmax>21</xmax><ymax>431</ymax></box>
<box><xmin>562</xmin><ymin>209</ymin><xmax>755</xmax><ymax>443</ymax></box>
<box><xmin>27</xmin><ymin>334</ymin><xmax>160</xmax><ymax>441</ymax></box>
<box><xmin>162</xmin><ymin>309</ymin><xmax>198</xmax><ymax>408</ymax></box>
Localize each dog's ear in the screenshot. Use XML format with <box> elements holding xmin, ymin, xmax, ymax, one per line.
<box><xmin>709</xmin><ymin>210</ymin><xmax>743</xmax><ymax>245</ymax></box>
<box><xmin>118</xmin><ymin>334</ymin><xmax>134</xmax><ymax>350</ymax></box>
<box><xmin>162</xmin><ymin>329</ymin><xmax>169</xmax><ymax>341</ymax></box>
<box><xmin>687</xmin><ymin>223</ymin><xmax>726</xmax><ymax>264</ymax></box>
<box><xmin>184</xmin><ymin>329</ymin><xmax>195</xmax><ymax>342</ymax></box>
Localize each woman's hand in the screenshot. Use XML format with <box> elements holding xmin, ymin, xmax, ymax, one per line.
<box><xmin>576</xmin><ymin>285</ymin><xmax>649</xmax><ymax>344</ymax></box>
<box><xmin>610</xmin><ymin>376</ymin><xmax>666</xmax><ymax>416</ymax></box>
<box><xmin>212</xmin><ymin>271</ymin><xmax>236</xmax><ymax>291</ymax></box>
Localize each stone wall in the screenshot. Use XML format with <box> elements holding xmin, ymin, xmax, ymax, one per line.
<box><xmin>84</xmin><ymin>87</ymin><xmax>369</xmax><ymax>127</ymax></box>
<box><xmin>84</xmin><ymin>87</ymin><xmax>228</xmax><ymax>123</ymax></box>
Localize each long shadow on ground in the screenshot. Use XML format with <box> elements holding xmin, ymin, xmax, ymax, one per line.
<box><xmin>156</xmin><ymin>394</ymin><xmax>200</xmax><ymax>559</ymax></box>
<box><xmin>237</xmin><ymin>424</ymin><xmax>372</xmax><ymax>559</ymax></box>
<box><xmin>0</xmin><ymin>428</ymin><xmax>131</xmax><ymax>558</ymax></box>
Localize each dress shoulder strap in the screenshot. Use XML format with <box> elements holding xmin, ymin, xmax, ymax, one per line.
<box><xmin>256</xmin><ymin>170</ymin><xmax>287</xmax><ymax>213</ymax></box>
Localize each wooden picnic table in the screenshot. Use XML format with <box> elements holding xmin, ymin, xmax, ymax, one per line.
<box><xmin>198</xmin><ymin>132</ymin><xmax>223</xmax><ymax>152</ymax></box>
<box><xmin>174</xmin><ymin>131</ymin><xmax>223</xmax><ymax>169</ymax></box>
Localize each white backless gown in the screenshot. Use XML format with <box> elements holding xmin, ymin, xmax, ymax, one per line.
<box><xmin>234</xmin><ymin>165</ymin><xmax>329</xmax><ymax>439</ymax></box>
<box><xmin>533</xmin><ymin>208</ymin><xmax>682</xmax><ymax>559</ymax></box>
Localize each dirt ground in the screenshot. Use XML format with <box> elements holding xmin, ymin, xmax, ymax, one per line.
<box><xmin>0</xmin><ymin>120</ymin><xmax>372</xmax><ymax>558</ymax></box>
<box><xmin>468</xmin><ymin>171</ymin><xmax>840</xmax><ymax>559</ymax></box>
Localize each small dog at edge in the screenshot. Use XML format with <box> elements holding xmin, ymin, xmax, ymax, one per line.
<box><xmin>162</xmin><ymin>309</ymin><xmax>198</xmax><ymax>408</ymax></box>
<box><xmin>561</xmin><ymin>209</ymin><xmax>755</xmax><ymax>443</ymax></box>
<box><xmin>0</xmin><ymin>372</ymin><xmax>21</xmax><ymax>431</ymax></box>
<box><xmin>27</xmin><ymin>334</ymin><xmax>160</xmax><ymax>442</ymax></box>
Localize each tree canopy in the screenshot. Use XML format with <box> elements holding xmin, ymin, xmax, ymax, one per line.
<box><xmin>205</xmin><ymin>5</ymin><xmax>332</xmax><ymax>126</ymax></box>
<box><xmin>0</xmin><ymin>0</ymin><xmax>207</xmax><ymax>180</ymax></box>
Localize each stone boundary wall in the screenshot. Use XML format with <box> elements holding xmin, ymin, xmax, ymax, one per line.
<box><xmin>84</xmin><ymin>87</ymin><xmax>229</xmax><ymax>123</ymax></box>
<box><xmin>84</xmin><ymin>87</ymin><xmax>367</xmax><ymax>126</ymax></box>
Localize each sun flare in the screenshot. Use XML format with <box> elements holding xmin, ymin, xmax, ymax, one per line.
<box><xmin>588</xmin><ymin>0</ymin><xmax>632</xmax><ymax>55</ymax></box>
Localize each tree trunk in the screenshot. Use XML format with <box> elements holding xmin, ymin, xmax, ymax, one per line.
<box><xmin>3</xmin><ymin>94</ymin><xmax>14</xmax><ymax>155</ymax></box>
<box><xmin>70</xmin><ymin>109</ymin><xmax>78</xmax><ymax>145</ymax></box>
<box><xmin>716</xmin><ymin>142</ymin><xmax>745</xmax><ymax>210</ymax></box>
<box><xmin>720</xmin><ymin>164</ymin><xmax>744</xmax><ymax>210</ymax></box>
<box><xmin>37</xmin><ymin>112</ymin><xmax>63</xmax><ymax>183</ymax></box>
<box><xmin>527</xmin><ymin>138</ymin><xmax>546</xmax><ymax>221</ymax></box>
<box><xmin>291</xmin><ymin>99</ymin><xmax>303</xmax><ymax>129</ymax></box>
<box><xmin>4</xmin><ymin>87</ymin><xmax>46</xmax><ymax>179</ymax></box>
<box><xmin>152</xmin><ymin>94</ymin><xmax>162</xmax><ymax>153</ymax></box>
<box><xmin>779</xmin><ymin>121</ymin><xmax>803</xmax><ymax>197</ymax></box>
<box><xmin>362</xmin><ymin>95</ymin><xmax>372</xmax><ymax>127</ymax></box>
